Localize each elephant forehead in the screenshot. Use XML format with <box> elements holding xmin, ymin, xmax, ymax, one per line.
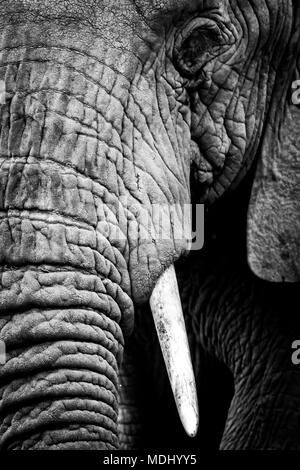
<box><xmin>7</xmin><ymin>0</ymin><xmax>218</xmax><ymax>16</ymax></box>
<box><xmin>1</xmin><ymin>0</ymin><xmax>291</xmax><ymax>35</ymax></box>
<box><xmin>1</xmin><ymin>0</ymin><xmax>193</xmax><ymax>21</ymax></box>
<box><xmin>1</xmin><ymin>0</ymin><xmax>291</xmax><ymax>18</ymax></box>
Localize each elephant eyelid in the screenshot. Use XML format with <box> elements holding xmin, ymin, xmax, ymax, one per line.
<box><xmin>182</xmin><ymin>25</ymin><xmax>225</xmax><ymax>54</ymax></box>
<box><xmin>173</xmin><ymin>17</ymin><xmax>235</xmax><ymax>79</ymax></box>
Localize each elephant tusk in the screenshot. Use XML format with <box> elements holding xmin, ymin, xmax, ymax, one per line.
<box><xmin>150</xmin><ymin>264</ymin><xmax>199</xmax><ymax>438</ymax></box>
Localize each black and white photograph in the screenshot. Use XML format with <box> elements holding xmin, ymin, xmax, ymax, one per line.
<box><xmin>0</xmin><ymin>0</ymin><xmax>299</xmax><ymax>457</ymax></box>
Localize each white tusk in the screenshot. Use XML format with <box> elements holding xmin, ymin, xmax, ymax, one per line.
<box><xmin>150</xmin><ymin>264</ymin><xmax>199</xmax><ymax>438</ymax></box>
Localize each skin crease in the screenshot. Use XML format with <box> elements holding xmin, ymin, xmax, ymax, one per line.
<box><xmin>0</xmin><ymin>0</ymin><xmax>298</xmax><ymax>450</ymax></box>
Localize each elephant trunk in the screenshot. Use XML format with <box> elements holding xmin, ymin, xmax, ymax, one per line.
<box><xmin>0</xmin><ymin>307</ymin><xmax>124</xmax><ymax>449</ymax></box>
<box><xmin>0</xmin><ymin>28</ymin><xmax>199</xmax><ymax>447</ymax></box>
<box><xmin>0</xmin><ymin>39</ymin><xmax>133</xmax><ymax>449</ymax></box>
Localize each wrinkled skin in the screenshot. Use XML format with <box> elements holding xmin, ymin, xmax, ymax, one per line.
<box><xmin>0</xmin><ymin>0</ymin><xmax>299</xmax><ymax>450</ymax></box>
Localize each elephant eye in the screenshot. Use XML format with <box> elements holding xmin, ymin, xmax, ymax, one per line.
<box><xmin>173</xmin><ymin>18</ymin><xmax>227</xmax><ymax>79</ymax></box>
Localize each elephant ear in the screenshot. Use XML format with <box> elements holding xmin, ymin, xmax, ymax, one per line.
<box><xmin>247</xmin><ymin>26</ymin><xmax>300</xmax><ymax>282</ymax></box>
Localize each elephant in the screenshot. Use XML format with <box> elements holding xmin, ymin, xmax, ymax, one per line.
<box><xmin>0</xmin><ymin>0</ymin><xmax>299</xmax><ymax>450</ymax></box>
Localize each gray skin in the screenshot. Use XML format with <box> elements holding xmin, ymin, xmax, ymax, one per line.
<box><xmin>0</xmin><ymin>0</ymin><xmax>299</xmax><ymax>450</ymax></box>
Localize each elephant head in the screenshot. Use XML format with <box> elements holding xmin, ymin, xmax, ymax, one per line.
<box><xmin>0</xmin><ymin>0</ymin><xmax>299</xmax><ymax>449</ymax></box>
